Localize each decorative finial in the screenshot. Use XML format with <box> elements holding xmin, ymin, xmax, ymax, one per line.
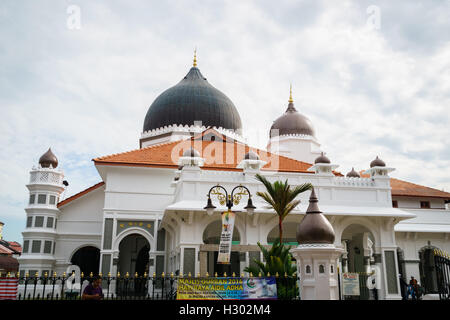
<box><xmin>288</xmin><ymin>84</ymin><xmax>293</xmax><ymax>103</ymax></box>
<box><xmin>193</xmin><ymin>48</ymin><xmax>197</xmax><ymax>67</ymax></box>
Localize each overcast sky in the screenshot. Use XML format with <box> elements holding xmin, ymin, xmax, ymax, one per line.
<box><xmin>1</xmin><ymin>0</ymin><xmax>449</xmax><ymax>242</ymax></box>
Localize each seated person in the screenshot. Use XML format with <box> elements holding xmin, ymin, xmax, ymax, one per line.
<box><xmin>82</xmin><ymin>275</ymin><xmax>104</xmax><ymax>300</ymax></box>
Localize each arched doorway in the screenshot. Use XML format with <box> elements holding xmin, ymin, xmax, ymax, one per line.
<box><xmin>267</xmin><ymin>222</ymin><xmax>298</xmax><ymax>245</ymax></box>
<box><xmin>341</xmin><ymin>224</ymin><xmax>376</xmax><ymax>273</ymax></box>
<box><xmin>118</xmin><ymin>234</ymin><xmax>150</xmax><ymax>276</ymax></box>
<box><xmin>341</xmin><ymin>224</ymin><xmax>376</xmax><ymax>300</ymax></box>
<box><xmin>71</xmin><ymin>246</ymin><xmax>100</xmax><ymax>276</ymax></box>
<box><xmin>117</xmin><ymin>234</ymin><xmax>150</xmax><ymax>296</ymax></box>
<box><xmin>419</xmin><ymin>246</ymin><xmax>439</xmax><ymax>294</ymax></box>
<box><xmin>203</xmin><ymin>220</ymin><xmax>241</xmax><ymax>276</ymax></box>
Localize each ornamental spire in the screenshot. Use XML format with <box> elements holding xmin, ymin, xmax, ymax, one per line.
<box><xmin>288</xmin><ymin>84</ymin><xmax>293</xmax><ymax>103</ymax></box>
<box><xmin>193</xmin><ymin>48</ymin><xmax>197</xmax><ymax>67</ymax></box>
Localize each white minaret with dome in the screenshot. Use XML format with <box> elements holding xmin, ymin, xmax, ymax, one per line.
<box><xmin>18</xmin><ymin>148</ymin><xmax>65</xmax><ymax>278</ymax></box>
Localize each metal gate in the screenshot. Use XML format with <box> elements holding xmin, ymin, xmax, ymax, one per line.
<box><xmin>434</xmin><ymin>250</ymin><xmax>450</xmax><ymax>300</ymax></box>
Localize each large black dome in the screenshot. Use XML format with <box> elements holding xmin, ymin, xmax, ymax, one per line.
<box><xmin>143</xmin><ymin>66</ymin><xmax>242</xmax><ymax>132</ymax></box>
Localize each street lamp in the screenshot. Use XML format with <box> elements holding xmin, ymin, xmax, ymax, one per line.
<box><xmin>204</xmin><ymin>184</ymin><xmax>256</xmax><ymax>215</ymax></box>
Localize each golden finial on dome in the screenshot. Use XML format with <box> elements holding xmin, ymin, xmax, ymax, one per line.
<box><xmin>193</xmin><ymin>48</ymin><xmax>197</xmax><ymax>67</ymax></box>
<box><xmin>288</xmin><ymin>84</ymin><xmax>293</xmax><ymax>103</ymax></box>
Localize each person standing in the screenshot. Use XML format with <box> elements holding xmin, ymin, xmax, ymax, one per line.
<box><xmin>408</xmin><ymin>276</ymin><xmax>418</xmax><ymax>300</ymax></box>
<box><xmin>82</xmin><ymin>275</ymin><xmax>104</xmax><ymax>300</ymax></box>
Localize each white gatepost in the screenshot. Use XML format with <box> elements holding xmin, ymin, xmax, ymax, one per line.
<box><xmin>291</xmin><ymin>187</ymin><xmax>343</xmax><ymax>300</ymax></box>
<box><xmin>291</xmin><ymin>244</ymin><xmax>343</xmax><ymax>300</ymax></box>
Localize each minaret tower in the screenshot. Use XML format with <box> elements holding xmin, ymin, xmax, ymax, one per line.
<box><xmin>267</xmin><ymin>85</ymin><xmax>322</xmax><ymax>163</ymax></box>
<box><xmin>18</xmin><ymin>148</ymin><xmax>65</xmax><ymax>278</ymax></box>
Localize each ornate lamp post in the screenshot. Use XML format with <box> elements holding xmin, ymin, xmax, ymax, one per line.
<box><xmin>204</xmin><ymin>184</ymin><xmax>256</xmax><ymax>215</ymax></box>
<box><xmin>203</xmin><ymin>185</ymin><xmax>256</xmax><ymax>275</ymax></box>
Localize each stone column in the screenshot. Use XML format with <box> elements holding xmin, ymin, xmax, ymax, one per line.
<box><xmin>199</xmin><ymin>251</ymin><xmax>207</xmax><ymax>276</ymax></box>
<box><xmin>341</xmin><ymin>241</ymin><xmax>349</xmax><ymax>273</ymax></box>
<box><xmin>364</xmin><ymin>256</ymin><xmax>371</xmax><ymax>273</ymax></box>
<box><xmin>291</xmin><ymin>244</ymin><xmax>344</xmax><ymax>300</ymax></box>
<box><xmin>373</xmin><ymin>252</ymin><xmax>385</xmax><ymax>300</ymax></box>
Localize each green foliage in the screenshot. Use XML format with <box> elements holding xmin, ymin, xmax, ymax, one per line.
<box><xmin>244</xmin><ymin>239</ymin><xmax>298</xmax><ymax>300</ymax></box>
<box><xmin>255</xmin><ymin>173</ymin><xmax>312</xmax><ymax>243</ymax></box>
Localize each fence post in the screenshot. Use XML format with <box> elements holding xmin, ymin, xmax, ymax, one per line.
<box><xmin>337</xmin><ymin>267</ymin><xmax>341</xmax><ymax>300</ymax></box>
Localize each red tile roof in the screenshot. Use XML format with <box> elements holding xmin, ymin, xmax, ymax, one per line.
<box><xmin>94</xmin><ymin>138</ymin><xmax>313</xmax><ymax>173</ymax></box>
<box><xmin>57</xmin><ymin>182</ymin><xmax>105</xmax><ymax>208</ymax></box>
<box><xmin>0</xmin><ymin>244</ymin><xmax>14</xmax><ymax>255</ymax></box>
<box><xmin>359</xmin><ymin>171</ymin><xmax>450</xmax><ymax>200</ymax></box>
<box><xmin>6</xmin><ymin>242</ymin><xmax>21</xmax><ymax>254</ymax></box>
<box><xmin>390</xmin><ymin>178</ymin><xmax>450</xmax><ymax>199</ymax></box>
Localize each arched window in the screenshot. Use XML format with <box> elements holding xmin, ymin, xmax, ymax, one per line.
<box><xmin>305</xmin><ymin>265</ymin><xmax>311</xmax><ymax>274</ymax></box>
<box><xmin>203</xmin><ymin>220</ymin><xmax>240</xmax><ymax>244</ymax></box>
<box><xmin>319</xmin><ymin>265</ymin><xmax>325</xmax><ymax>274</ymax></box>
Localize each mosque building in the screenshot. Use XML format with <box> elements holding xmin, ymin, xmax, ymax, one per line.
<box><xmin>17</xmin><ymin>54</ymin><xmax>450</xmax><ymax>300</ymax></box>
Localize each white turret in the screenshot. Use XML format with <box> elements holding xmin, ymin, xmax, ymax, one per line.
<box><xmin>18</xmin><ymin>148</ymin><xmax>65</xmax><ymax>278</ymax></box>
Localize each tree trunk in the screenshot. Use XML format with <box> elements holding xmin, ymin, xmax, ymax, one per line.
<box><xmin>279</xmin><ymin>217</ymin><xmax>283</xmax><ymax>244</ymax></box>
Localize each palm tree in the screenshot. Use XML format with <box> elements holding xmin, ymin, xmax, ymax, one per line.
<box><xmin>255</xmin><ymin>174</ymin><xmax>312</xmax><ymax>244</ymax></box>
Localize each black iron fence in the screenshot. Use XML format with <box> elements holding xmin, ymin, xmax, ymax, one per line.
<box><xmin>434</xmin><ymin>250</ymin><xmax>450</xmax><ymax>300</ymax></box>
<box><xmin>1</xmin><ymin>272</ymin><xmax>300</xmax><ymax>300</ymax></box>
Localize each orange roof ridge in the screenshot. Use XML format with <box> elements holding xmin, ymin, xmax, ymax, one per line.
<box><xmin>97</xmin><ymin>127</ymin><xmax>313</xmax><ymax>170</ymax></box>
<box><xmin>57</xmin><ymin>181</ymin><xmax>105</xmax><ymax>208</ymax></box>
<box><xmin>94</xmin><ymin>140</ymin><xmax>180</xmax><ymax>161</ymax></box>
<box><xmin>268</xmin><ymin>151</ymin><xmax>312</xmax><ymax>167</ymax></box>
<box><xmin>94</xmin><ymin>138</ymin><xmax>314</xmax><ymax>173</ymax></box>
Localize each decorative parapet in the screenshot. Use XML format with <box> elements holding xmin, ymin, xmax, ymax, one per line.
<box><xmin>332</xmin><ymin>176</ymin><xmax>375</xmax><ymax>187</ymax></box>
<box><xmin>140</xmin><ymin>124</ymin><xmax>246</xmax><ymax>143</ymax></box>
<box><xmin>269</xmin><ymin>133</ymin><xmax>319</xmax><ymax>144</ymax></box>
<box><xmin>29</xmin><ymin>167</ymin><xmax>64</xmax><ymax>185</ymax></box>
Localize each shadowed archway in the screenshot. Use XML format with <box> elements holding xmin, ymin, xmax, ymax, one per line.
<box><xmin>70</xmin><ymin>246</ymin><xmax>100</xmax><ymax>276</ymax></box>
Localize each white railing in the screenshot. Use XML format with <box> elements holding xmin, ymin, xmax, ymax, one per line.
<box><xmin>141</xmin><ymin>124</ymin><xmax>245</xmax><ymax>143</ymax></box>
<box><xmin>29</xmin><ymin>168</ymin><xmax>64</xmax><ymax>185</ymax></box>
<box><xmin>333</xmin><ymin>176</ymin><xmax>375</xmax><ymax>187</ymax></box>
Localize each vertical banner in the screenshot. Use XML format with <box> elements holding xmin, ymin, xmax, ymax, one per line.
<box><xmin>217</xmin><ymin>210</ymin><xmax>235</xmax><ymax>264</ymax></box>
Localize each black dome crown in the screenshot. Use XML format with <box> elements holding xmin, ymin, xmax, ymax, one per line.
<box><xmin>39</xmin><ymin>148</ymin><xmax>58</xmax><ymax>168</ymax></box>
<box><xmin>296</xmin><ymin>188</ymin><xmax>335</xmax><ymax>245</ymax></box>
<box><xmin>314</xmin><ymin>152</ymin><xmax>331</xmax><ymax>164</ymax></box>
<box><xmin>269</xmin><ymin>89</ymin><xmax>315</xmax><ymax>138</ymax></box>
<box><xmin>370</xmin><ymin>156</ymin><xmax>386</xmax><ymax>168</ymax></box>
<box><xmin>143</xmin><ymin>66</ymin><xmax>242</xmax><ymax>132</ymax></box>
<box><xmin>346</xmin><ymin>167</ymin><xmax>360</xmax><ymax>178</ymax></box>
